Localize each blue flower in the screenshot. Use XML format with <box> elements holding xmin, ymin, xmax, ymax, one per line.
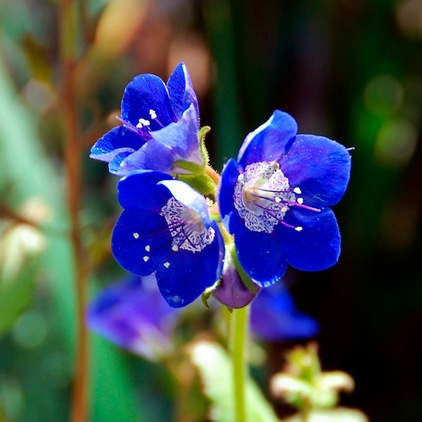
<box><xmin>250</xmin><ymin>283</ymin><xmax>319</xmax><ymax>341</ymax></box>
<box><xmin>90</xmin><ymin>63</ymin><xmax>203</xmax><ymax>175</ymax></box>
<box><xmin>111</xmin><ymin>170</ymin><xmax>225</xmax><ymax>307</ymax></box>
<box><xmin>218</xmin><ymin>110</ymin><xmax>351</xmax><ymax>287</ymax></box>
<box><xmin>87</xmin><ymin>275</ymin><xmax>180</xmax><ymax>360</ymax></box>
<box><xmin>87</xmin><ymin>276</ymin><xmax>316</xmax><ymax>358</ymax></box>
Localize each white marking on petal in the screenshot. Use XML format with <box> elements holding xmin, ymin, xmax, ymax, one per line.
<box><xmin>160</xmin><ymin>197</ymin><xmax>215</xmax><ymax>253</ymax></box>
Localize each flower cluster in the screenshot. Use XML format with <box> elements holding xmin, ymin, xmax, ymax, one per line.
<box><xmin>90</xmin><ymin>63</ymin><xmax>351</xmax><ymax>309</ymax></box>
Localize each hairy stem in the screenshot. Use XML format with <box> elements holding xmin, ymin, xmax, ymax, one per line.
<box><xmin>205</xmin><ymin>165</ymin><xmax>220</xmax><ymax>185</ymax></box>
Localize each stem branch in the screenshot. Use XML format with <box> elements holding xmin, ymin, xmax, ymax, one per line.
<box><xmin>59</xmin><ymin>0</ymin><xmax>90</xmax><ymax>420</ymax></box>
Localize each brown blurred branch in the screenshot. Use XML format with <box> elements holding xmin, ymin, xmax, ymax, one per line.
<box><xmin>59</xmin><ymin>0</ymin><xmax>90</xmax><ymax>420</ymax></box>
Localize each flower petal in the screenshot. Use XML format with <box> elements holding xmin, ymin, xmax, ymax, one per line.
<box><xmin>218</xmin><ymin>158</ymin><xmax>243</xmax><ymax>233</ymax></box>
<box><xmin>89</xmin><ymin>126</ymin><xmax>144</xmax><ymax>162</ymax></box>
<box><xmin>238</xmin><ymin>110</ymin><xmax>297</xmax><ymax>167</ymax></box>
<box><xmin>117</xmin><ymin>171</ymin><xmax>173</xmax><ymax>211</ymax></box>
<box><xmin>235</xmin><ymin>224</ymin><xmax>288</xmax><ymax>287</ymax></box>
<box><xmin>121</xmin><ymin>74</ymin><xmax>173</xmax><ymax>129</ymax></box>
<box><xmin>278</xmin><ymin>207</ymin><xmax>341</xmax><ymax>271</ymax></box>
<box><xmin>160</xmin><ymin>178</ymin><xmax>211</xmax><ymax>222</ymax></box>
<box><xmin>87</xmin><ymin>275</ymin><xmax>179</xmax><ymax>359</ymax></box>
<box><xmin>112</xmin><ymin>209</ymin><xmax>172</xmax><ymax>276</ymax></box>
<box><xmin>151</xmin><ymin>104</ymin><xmax>202</xmax><ymax>169</ymax></box>
<box><xmin>280</xmin><ymin>134</ymin><xmax>351</xmax><ymax>207</ymax></box>
<box><xmin>156</xmin><ymin>221</ymin><xmax>224</xmax><ymax>308</ymax></box>
<box><xmin>250</xmin><ymin>283</ymin><xmax>319</xmax><ymax>341</ymax></box>
<box><xmin>167</xmin><ymin>63</ymin><xmax>199</xmax><ymax>119</ymax></box>
<box><xmin>117</xmin><ymin>141</ymin><xmax>175</xmax><ymax>175</ymax></box>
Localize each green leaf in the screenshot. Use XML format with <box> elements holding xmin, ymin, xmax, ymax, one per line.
<box><xmin>0</xmin><ymin>265</ymin><xmax>35</xmax><ymax>337</ymax></box>
<box><xmin>189</xmin><ymin>340</ymin><xmax>279</xmax><ymax>422</ymax></box>
<box><xmin>20</xmin><ymin>35</ymin><xmax>52</xmax><ymax>84</ymax></box>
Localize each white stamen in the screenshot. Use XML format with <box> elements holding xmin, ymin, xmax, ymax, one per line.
<box><xmin>143</xmin><ymin>256</ymin><xmax>149</xmax><ymax>262</ymax></box>
<box><xmin>133</xmin><ymin>232</ymin><xmax>139</xmax><ymax>239</ymax></box>
<box><xmin>295</xmin><ymin>226</ymin><xmax>303</xmax><ymax>232</ymax></box>
<box><xmin>164</xmin><ymin>262</ymin><xmax>170</xmax><ymax>268</ymax></box>
<box><xmin>149</xmin><ymin>109</ymin><xmax>157</xmax><ymax>119</ymax></box>
<box><xmin>136</xmin><ymin>118</ymin><xmax>150</xmax><ymax>128</ymax></box>
<box><xmin>293</xmin><ymin>187</ymin><xmax>302</xmax><ymax>194</ymax></box>
<box><xmin>145</xmin><ymin>245</ymin><xmax>150</xmax><ymax>252</ymax></box>
<box><xmin>297</xmin><ymin>197</ymin><xmax>304</xmax><ymax>205</ymax></box>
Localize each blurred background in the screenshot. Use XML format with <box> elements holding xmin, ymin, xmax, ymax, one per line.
<box><xmin>1</xmin><ymin>0</ymin><xmax>422</xmax><ymax>421</ymax></box>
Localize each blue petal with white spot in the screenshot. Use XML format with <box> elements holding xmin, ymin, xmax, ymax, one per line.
<box><xmin>111</xmin><ymin>171</ymin><xmax>225</xmax><ymax>308</ymax></box>
<box><xmin>90</xmin><ymin>63</ymin><xmax>202</xmax><ymax>176</ymax></box>
<box><xmin>218</xmin><ymin>110</ymin><xmax>351</xmax><ymax>286</ymax></box>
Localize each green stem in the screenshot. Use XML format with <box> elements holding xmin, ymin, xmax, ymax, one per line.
<box><xmin>230</xmin><ymin>305</ymin><xmax>250</xmax><ymax>422</ymax></box>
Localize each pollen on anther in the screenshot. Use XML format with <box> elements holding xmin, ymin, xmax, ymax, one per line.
<box><xmin>133</xmin><ymin>232</ymin><xmax>139</xmax><ymax>239</ymax></box>
<box><xmin>172</xmin><ymin>245</ymin><xmax>179</xmax><ymax>252</ymax></box>
<box><xmin>143</xmin><ymin>256</ymin><xmax>149</xmax><ymax>262</ymax></box>
<box><xmin>145</xmin><ymin>245</ymin><xmax>150</xmax><ymax>252</ymax></box>
<box><xmin>297</xmin><ymin>198</ymin><xmax>304</xmax><ymax>205</ymax></box>
<box><xmin>293</xmin><ymin>187</ymin><xmax>302</xmax><ymax>194</ymax></box>
<box><xmin>295</xmin><ymin>226</ymin><xmax>303</xmax><ymax>232</ymax></box>
<box><xmin>136</xmin><ymin>118</ymin><xmax>150</xmax><ymax>128</ymax></box>
<box><xmin>164</xmin><ymin>262</ymin><xmax>170</xmax><ymax>268</ymax></box>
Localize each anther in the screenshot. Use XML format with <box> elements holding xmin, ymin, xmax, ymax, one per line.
<box><xmin>295</xmin><ymin>226</ymin><xmax>303</xmax><ymax>232</ymax></box>
<box><xmin>164</xmin><ymin>262</ymin><xmax>170</xmax><ymax>268</ymax></box>
<box><xmin>293</xmin><ymin>187</ymin><xmax>302</xmax><ymax>194</ymax></box>
<box><xmin>172</xmin><ymin>245</ymin><xmax>179</xmax><ymax>252</ymax></box>
<box><xmin>143</xmin><ymin>256</ymin><xmax>149</xmax><ymax>262</ymax></box>
<box><xmin>136</xmin><ymin>118</ymin><xmax>150</xmax><ymax>128</ymax></box>
<box><xmin>133</xmin><ymin>232</ymin><xmax>139</xmax><ymax>239</ymax></box>
<box><xmin>145</xmin><ymin>245</ymin><xmax>150</xmax><ymax>252</ymax></box>
<box><xmin>297</xmin><ymin>198</ymin><xmax>304</xmax><ymax>205</ymax></box>
<box><xmin>149</xmin><ymin>109</ymin><xmax>157</xmax><ymax>119</ymax></box>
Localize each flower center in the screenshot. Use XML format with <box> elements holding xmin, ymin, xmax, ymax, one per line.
<box><xmin>234</xmin><ymin>161</ymin><xmax>314</xmax><ymax>233</ymax></box>
<box><xmin>118</xmin><ymin>109</ymin><xmax>166</xmax><ymax>139</ymax></box>
<box><xmin>160</xmin><ymin>197</ymin><xmax>215</xmax><ymax>253</ymax></box>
